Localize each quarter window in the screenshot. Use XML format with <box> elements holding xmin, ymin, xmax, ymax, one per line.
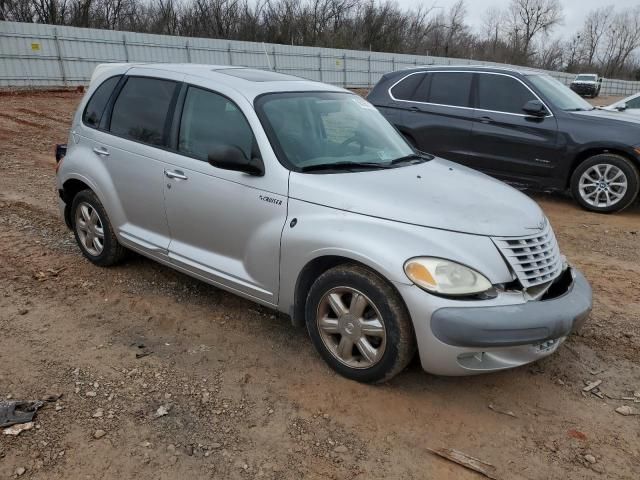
<box><xmin>178</xmin><ymin>86</ymin><xmax>257</xmax><ymax>162</ymax></box>
<box><xmin>390</xmin><ymin>73</ymin><xmax>425</xmax><ymax>101</ymax></box>
<box><xmin>82</xmin><ymin>76</ymin><xmax>121</xmax><ymax>128</ymax></box>
<box><xmin>427</xmin><ymin>72</ymin><xmax>472</xmax><ymax>107</ymax></box>
<box><xmin>476</xmin><ymin>74</ymin><xmax>537</xmax><ymax>114</ymax></box>
<box><xmin>109</xmin><ymin>77</ymin><xmax>178</xmax><ymax>147</ymax></box>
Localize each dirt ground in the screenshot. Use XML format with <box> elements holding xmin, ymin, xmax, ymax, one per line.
<box><xmin>0</xmin><ymin>90</ymin><xmax>639</xmax><ymax>480</ymax></box>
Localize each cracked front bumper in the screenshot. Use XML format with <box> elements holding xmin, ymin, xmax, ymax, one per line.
<box><xmin>396</xmin><ymin>267</ymin><xmax>592</xmax><ymax>376</ymax></box>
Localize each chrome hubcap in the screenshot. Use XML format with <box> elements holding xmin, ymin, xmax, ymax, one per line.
<box><xmin>316</xmin><ymin>287</ymin><xmax>386</xmax><ymax>369</ymax></box>
<box><xmin>579</xmin><ymin>164</ymin><xmax>628</xmax><ymax>208</ymax></box>
<box><xmin>75</xmin><ymin>202</ymin><xmax>105</xmax><ymax>256</ymax></box>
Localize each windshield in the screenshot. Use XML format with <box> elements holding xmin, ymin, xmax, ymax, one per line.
<box><xmin>255</xmin><ymin>92</ymin><xmax>416</xmax><ymax>172</ymax></box>
<box><xmin>575</xmin><ymin>74</ymin><xmax>597</xmax><ymax>81</ymax></box>
<box><xmin>527</xmin><ymin>74</ymin><xmax>593</xmax><ymax>111</ymax></box>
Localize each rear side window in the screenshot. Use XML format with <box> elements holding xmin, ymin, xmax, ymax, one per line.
<box><xmin>109</xmin><ymin>77</ymin><xmax>179</xmax><ymax>147</ymax></box>
<box><xmin>178</xmin><ymin>86</ymin><xmax>257</xmax><ymax>162</ymax></box>
<box><xmin>82</xmin><ymin>76</ymin><xmax>121</xmax><ymax>128</ymax></box>
<box><xmin>427</xmin><ymin>72</ymin><xmax>472</xmax><ymax>107</ymax></box>
<box><xmin>476</xmin><ymin>74</ymin><xmax>536</xmax><ymax>114</ymax></box>
<box><xmin>390</xmin><ymin>73</ymin><xmax>425</xmax><ymax>101</ymax></box>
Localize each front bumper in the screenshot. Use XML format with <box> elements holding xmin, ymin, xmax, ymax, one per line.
<box><xmin>397</xmin><ymin>267</ymin><xmax>592</xmax><ymax>376</ymax></box>
<box><xmin>570</xmin><ymin>84</ymin><xmax>597</xmax><ymax>96</ymax></box>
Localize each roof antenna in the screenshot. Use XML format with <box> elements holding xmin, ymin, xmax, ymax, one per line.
<box><xmin>262</xmin><ymin>42</ymin><xmax>274</xmax><ymax>71</ymax></box>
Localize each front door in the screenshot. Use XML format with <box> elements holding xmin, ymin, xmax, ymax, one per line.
<box><xmin>469</xmin><ymin>72</ymin><xmax>559</xmax><ymax>184</ymax></box>
<box><xmin>162</xmin><ymin>84</ymin><xmax>288</xmax><ymax>305</ymax></box>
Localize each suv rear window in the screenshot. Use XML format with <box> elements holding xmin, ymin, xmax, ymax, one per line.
<box><xmin>476</xmin><ymin>74</ymin><xmax>536</xmax><ymax>114</ymax></box>
<box><xmin>390</xmin><ymin>73</ymin><xmax>425</xmax><ymax>101</ymax></box>
<box><xmin>82</xmin><ymin>76</ymin><xmax>121</xmax><ymax>128</ymax></box>
<box><xmin>426</xmin><ymin>72</ymin><xmax>472</xmax><ymax>107</ymax></box>
<box><xmin>109</xmin><ymin>77</ymin><xmax>179</xmax><ymax>147</ymax></box>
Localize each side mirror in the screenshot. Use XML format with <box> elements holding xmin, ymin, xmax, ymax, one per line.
<box><xmin>616</xmin><ymin>103</ymin><xmax>627</xmax><ymax>112</ymax></box>
<box><xmin>598</xmin><ymin>78</ymin><xmax>603</xmax><ymax>83</ymax></box>
<box><xmin>208</xmin><ymin>145</ymin><xmax>264</xmax><ymax>176</ymax></box>
<box><xmin>522</xmin><ymin>99</ymin><xmax>547</xmax><ymax>117</ymax></box>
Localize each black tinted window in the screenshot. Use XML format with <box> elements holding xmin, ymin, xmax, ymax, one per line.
<box><xmin>83</xmin><ymin>76</ymin><xmax>120</xmax><ymax>128</ymax></box>
<box><xmin>477</xmin><ymin>74</ymin><xmax>536</xmax><ymax>114</ymax></box>
<box><xmin>390</xmin><ymin>73</ymin><xmax>425</xmax><ymax>101</ymax></box>
<box><xmin>428</xmin><ymin>72</ymin><xmax>472</xmax><ymax>107</ymax></box>
<box><xmin>110</xmin><ymin>77</ymin><xmax>178</xmax><ymax>146</ymax></box>
<box><xmin>178</xmin><ymin>86</ymin><xmax>256</xmax><ymax>162</ymax></box>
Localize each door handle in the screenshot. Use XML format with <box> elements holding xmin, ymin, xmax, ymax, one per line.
<box><xmin>478</xmin><ymin>116</ymin><xmax>493</xmax><ymax>124</ymax></box>
<box><xmin>92</xmin><ymin>146</ymin><xmax>110</xmax><ymax>156</ymax></box>
<box><xmin>164</xmin><ymin>169</ymin><xmax>188</xmax><ymax>180</ymax></box>
<box><xmin>409</xmin><ymin>106</ymin><xmax>421</xmax><ymax>112</ymax></box>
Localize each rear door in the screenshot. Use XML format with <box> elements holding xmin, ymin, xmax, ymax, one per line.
<box><xmin>469</xmin><ymin>72</ymin><xmax>559</xmax><ymax>182</ymax></box>
<box><xmin>392</xmin><ymin>71</ymin><xmax>474</xmax><ymax>162</ymax></box>
<box><xmin>83</xmin><ymin>69</ymin><xmax>182</xmax><ymax>255</ymax></box>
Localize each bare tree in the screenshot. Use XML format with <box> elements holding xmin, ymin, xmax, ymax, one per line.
<box><xmin>581</xmin><ymin>6</ymin><xmax>613</xmax><ymax>67</ymax></box>
<box><xmin>598</xmin><ymin>6</ymin><xmax>640</xmax><ymax>77</ymax></box>
<box><xmin>507</xmin><ymin>0</ymin><xmax>563</xmax><ymax>61</ymax></box>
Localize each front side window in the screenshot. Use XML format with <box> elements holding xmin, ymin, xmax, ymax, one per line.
<box><xmin>527</xmin><ymin>74</ymin><xmax>593</xmax><ymax>111</ymax></box>
<box><xmin>256</xmin><ymin>92</ymin><xmax>416</xmax><ymax>172</ymax></box>
<box><xmin>109</xmin><ymin>77</ymin><xmax>179</xmax><ymax>146</ymax></box>
<box><xmin>625</xmin><ymin>96</ymin><xmax>640</xmax><ymax>109</ymax></box>
<box><xmin>82</xmin><ymin>75</ymin><xmax>121</xmax><ymax>128</ymax></box>
<box><xmin>178</xmin><ymin>86</ymin><xmax>257</xmax><ymax>162</ymax></box>
<box><xmin>427</xmin><ymin>72</ymin><xmax>472</xmax><ymax>107</ymax></box>
<box><xmin>476</xmin><ymin>74</ymin><xmax>536</xmax><ymax>114</ymax></box>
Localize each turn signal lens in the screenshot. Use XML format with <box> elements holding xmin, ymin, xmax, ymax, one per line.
<box><xmin>404</xmin><ymin>257</ymin><xmax>492</xmax><ymax>296</ymax></box>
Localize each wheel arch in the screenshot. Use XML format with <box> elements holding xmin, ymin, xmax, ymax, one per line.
<box><xmin>568</xmin><ymin>147</ymin><xmax>640</xmax><ymax>189</ymax></box>
<box><xmin>61</xmin><ymin>177</ymin><xmax>93</xmax><ymax>229</ymax></box>
<box><xmin>291</xmin><ymin>255</ymin><xmax>408</xmax><ymax>328</ymax></box>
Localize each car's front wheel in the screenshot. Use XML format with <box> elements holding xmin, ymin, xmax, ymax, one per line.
<box><xmin>571</xmin><ymin>153</ymin><xmax>640</xmax><ymax>213</ymax></box>
<box><xmin>71</xmin><ymin>189</ymin><xmax>126</xmax><ymax>266</ymax></box>
<box><xmin>305</xmin><ymin>264</ymin><xmax>416</xmax><ymax>383</ymax></box>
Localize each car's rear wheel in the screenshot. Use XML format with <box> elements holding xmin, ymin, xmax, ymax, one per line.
<box><xmin>305</xmin><ymin>264</ymin><xmax>416</xmax><ymax>383</ymax></box>
<box><xmin>71</xmin><ymin>190</ymin><xmax>126</xmax><ymax>266</ymax></box>
<box><xmin>571</xmin><ymin>154</ymin><xmax>639</xmax><ymax>213</ymax></box>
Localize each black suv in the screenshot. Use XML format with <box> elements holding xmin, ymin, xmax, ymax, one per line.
<box><xmin>368</xmin><ymin>66</ymin><xmax>640</xmax><ymax>213</ymax></box>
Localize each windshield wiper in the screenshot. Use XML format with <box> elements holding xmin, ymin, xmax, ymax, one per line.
<box><xmin>389</xmin><ymin>153</ymin><xmax>431</xmax><ymax>165</ymax></box>
<box><xmin>300</xmin><ymin>161</ymin><xmax>393</xmax><ymax>172</ymax></box>
<box><xmin>564</xmin><ymin>107</ymin><xmax>595</xmax><ymax>112</ymax></box>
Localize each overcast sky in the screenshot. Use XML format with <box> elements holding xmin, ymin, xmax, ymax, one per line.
<box><xmin>394</xmin><ymin>0</ymin><xmax>635</xmax><ymax>40</ymax></box>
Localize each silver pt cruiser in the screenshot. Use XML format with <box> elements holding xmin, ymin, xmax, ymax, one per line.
<box><xmin>56</xmin><ymin>64</ymin><xmax>592</xmax><ymax>383</ymax></box>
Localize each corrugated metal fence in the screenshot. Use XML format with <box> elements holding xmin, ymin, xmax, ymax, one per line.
<box><xmin>1</xmin><ymin>20</ymin><xmax>639</xmax><ymax>96</ymax></box>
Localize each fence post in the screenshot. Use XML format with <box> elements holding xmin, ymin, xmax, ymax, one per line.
<box><xmin>53</xmin><ymin>27</ymin><xmax>67</xmax><ymax>86</ymax></box>
<box><xmin>227</xmin><ymin>42</ymin><xmax>232</xmax><ymax>65</ymax></box>
<box><xmin>318</xmin><ymin>52</ymin><xmax>322</xmax><ymax>82</ymax></box>
<box><xmin>122</xmin><ymin>34</ymin><xmax>129</xmax><ymax>62</ymax></box>
<box><xmin>272</xmin><ymin>46</ymin><xmax>277</xmax><ymax>72</ymax></box>
<box><xmin>343</xmin><ymin>53</ymin><xmax>347</xmax><ymax>87</ymax></box>
<box><xmin>185</xmin><ymin>41</ymin><xmax>191</xmax><ymax>63</ymax></box>
<box><xmin>368</xmin><ymin>55</ymin><xmax>371</xmax><ymax>88</ymax></box>
<box><xmin>391</xmin><ymin>56</ymin><xmax>395</xmax><ymax>72</ymax></box>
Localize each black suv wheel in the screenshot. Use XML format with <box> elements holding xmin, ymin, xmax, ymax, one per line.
<box><xmin>571</xmin><ymin>154</ymin><xmax>640</xmax><ymax>213</ymax></box>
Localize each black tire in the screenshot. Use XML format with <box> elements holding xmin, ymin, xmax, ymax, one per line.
<box><xmin>305</xmin><ymin>264</ymin><xmax>416</xmax><ymax>383</ymax></box>
<box><xmin>570</xmin><ymin>153</ymin><xmax>640</xmax><ymax>213</ymax></box>
<box><xmin>71</xmin><ymin>189</ymin><xmax>126</xmax><ymax>266</ymax></box>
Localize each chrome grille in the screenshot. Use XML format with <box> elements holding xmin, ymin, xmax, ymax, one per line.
<box><xmin>492</xmin><ymin>223</ymin><xmax>563</xmax><ymax>289</ymax></box>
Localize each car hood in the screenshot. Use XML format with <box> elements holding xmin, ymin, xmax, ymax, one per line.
<box><xmin>288</xmin><ymin>158</ymin><xmax>545</xmax><ymax>237</ymax></box>
<box><xmin>573</xmin><ymin>109</ymin><xmax>640</xmax><ymax>125</ymax></box>
<box><xmin>572</xmin><ymin>81</ymin><xmax>597</xmax><ymax>85</ymax></box>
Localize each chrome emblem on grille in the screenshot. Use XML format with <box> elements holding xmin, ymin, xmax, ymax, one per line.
<box><xmin>526</xmin><ymin>218</ymin><xmax>547</xmax><ymax>231</ymax></box>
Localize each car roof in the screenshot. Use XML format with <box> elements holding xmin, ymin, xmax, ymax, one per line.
<box><xmin>90</xmin><ymin>63</ymin><xmax>347</xmax><ymax>101</ymax></box>
<box><xmin>393</xmin><ymin>64</ymin><xmax>546</xmax><ymax>76</ymax></box>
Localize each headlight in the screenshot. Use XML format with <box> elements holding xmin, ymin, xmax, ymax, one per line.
<box><xmin>404</xmin><ymin>257</ymin><xmax>492</xmax><ymax>296</ymax></box>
